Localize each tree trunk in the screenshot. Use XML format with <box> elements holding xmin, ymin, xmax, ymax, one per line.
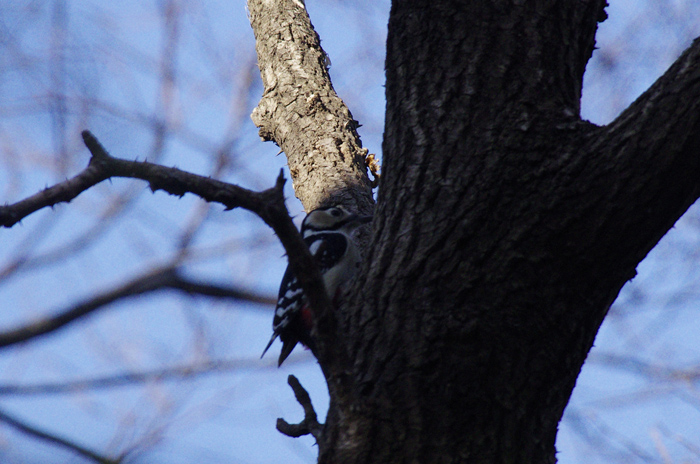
<box><xmin>250</xmin><ymin>0</ymin><xmax>700</xmax><ymax>463</ymax></box>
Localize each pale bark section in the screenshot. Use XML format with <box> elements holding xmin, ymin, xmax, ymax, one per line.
<box><xmin>247</xmin><ymin>0</ymin><xmax>373</xmax><ymax>213</ymax></box>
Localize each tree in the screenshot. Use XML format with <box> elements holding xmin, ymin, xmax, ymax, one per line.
<box><xmin>1</xmin><ymin>0</ymin><xmax>700</xmax><ymax>463</ymax></box>
<box><xmin>249</xmin><ymin>1</ymin><xmax>700</xmax><ymax>462</ymax></box>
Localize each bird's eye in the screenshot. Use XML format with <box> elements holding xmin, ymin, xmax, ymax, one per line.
<box><xmin>330</xmin><ymin>208</ymin><xmax>342</xmax><ymax>217</ymax></box>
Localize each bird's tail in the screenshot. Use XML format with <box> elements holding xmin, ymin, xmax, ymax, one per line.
<box><xmin>261</xmin><ymin>333</ymin><xmax>278</xmax><ymax>359</ymax></box>
<box><xmin>277</xmin><ymin>339</ymin><xmax>298</xmax><ymax>367</ymax></box>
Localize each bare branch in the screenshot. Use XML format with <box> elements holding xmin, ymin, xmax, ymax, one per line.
<box><xmin>165</xmin><ymin>273</ymin><xmax>277</xmax><ymax>305</ymax></box>
<box><xmin>0</xmin><ymin>266</ymin><xmax>172</xmax><ymax>348</ymax></box>
<box><xmin>0</xmin><ymin>130</ymin><xmax>332</xmax><ymax>354</ymax></box>
<box><xmin>0</xmin><ymin>358</ymin><xmax>281</xmax><ymax>396</ymax></box>
<box><xmin>276</xmin><ymin>375</ymin><xmax>323</xmax><ymax>441</ymax></box>
<box><xmin>0</xmin><ymin>130</ymin><xmax>279</xmax><ymax>228</ymax></box>
<box><xmin>0</xmin><ymin>407</ymin><xmax>121</xmax><ymax>464</ymax></box>
<box><xmin>81</xmin><ymin>130</ymin><xmax>283</xmax><ymax>215</ymax></box>
<box><xmin>0</xmin><ymin>266</ymin><xmax>274</xmax><ymax>348</ymax></box>
<box><xmin>0</xmin><ymin>151</ymin><xmax>110</xmax><ymax>228</ymax></box>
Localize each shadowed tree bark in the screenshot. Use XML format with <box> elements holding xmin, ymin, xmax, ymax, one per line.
<box><xmin>249</xmin><ymin>0</ymin><xmax>700</xmax><ymax>463</ymax></box>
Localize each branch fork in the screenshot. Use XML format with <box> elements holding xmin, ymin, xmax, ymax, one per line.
<box><xmin>0</xmin><ymin>131</ymin><xmax>334</xmax><ymax>365</ymax></box>
<box><xmin>276</xmin><ymin>375</ymin><xmax>324</xmax><ymax>441</ymax></box>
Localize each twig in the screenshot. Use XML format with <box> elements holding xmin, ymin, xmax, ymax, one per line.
<box><xmin>589</xmin><ymin>352</ymin><xmax>700</xmax><ymax>381</ymax></box>
<box><xmin>0</xmin><ymin>267</ymin><xmax>171</xmax><ymax>348</ymax></box>
<box><xmin>163</xmin><ymin>270</ymin><xmax>277</xmax><ymax>305</ymax></box>
<box><xmin>276</xmin><ymin>375</ymin><xmax>323</xmax><ymax>441</ymax></box>
<box><xmin>0</xmin><ymin>407</ymin><xmax>121</xmax><ymax>464</ymax></box>
<box><xmin>0</xmin><ymin>130</ymin><xmax>286</xmax><ymax>227</ymax></box>
<box><xmin>0</xmin><ymin>144</ymin><xmax>109</xmax><ymax>229</ymax></box>
<box><xmin>0</xmin><ymin>358</ymin><xmax>281</xmax><ymax>396</ymax></box>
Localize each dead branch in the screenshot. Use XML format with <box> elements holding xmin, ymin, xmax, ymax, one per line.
<box><xmin>276</xmin><ymin>375</ymin><xmax>323</xmax><ymax>441</ymax></box>
<box><xmin>0</xmin><ymin>131</ymin><xmax>275</xmax><ymax>228</ymax></box>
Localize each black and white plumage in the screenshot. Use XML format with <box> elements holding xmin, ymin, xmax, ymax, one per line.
<box><xmin>261</xmin><ymin>205</ymin><xmax>372</xmax><ymax>366</ymax></box>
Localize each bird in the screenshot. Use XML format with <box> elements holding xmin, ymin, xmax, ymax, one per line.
<box><xmin>261</xmin><ymin>205</ymin><xmax>372</xmax><ymax>366</ymax></box>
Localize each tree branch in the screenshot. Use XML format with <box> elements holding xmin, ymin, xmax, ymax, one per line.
<box><xmin>247</xmin><ymin>0</ymin><xmax>373</xmax><ymax>213</ymax></box>
<box><xmin>163</xmin><ymin>271</ymin><xmax>277</xmax><ymax>305</ymax></box>
<box><xmin>0</xmin><ymin>265</ymin><xmax>276</xmax><ymax>348</ymax></box>
<box><xmin>0</xmin><ymin>131</ymin><xmax>278</xmax><ymax>228</ymax></box>
<box><xmin>276</xmin><ymin>375</ymin><xmax>323</xmax><ymax>441</ymax></box>
<box><xmin>0</xmin><ymin>131</ymin><xmax>332</xmax><ymax>352</ymax></box>
<box><xmin>0</xmin><ymin>358</ymin><xmax>285</xmax><ymax>396</ymax></box>
<box><xmin>0</xmin><ymin>266</ymin><xmax>172</xmax><ymax>348</ymax></box>
<box><xmin>582</xmin><ymin>38</ymin><xmax>700</xmax><ymax>274</ymax></box>
<box><xmin>83</xmin><ymin>132</ymin><xmax>335</xmax><ymax>346</ymax></box>
<box><xmin>0</xmin><ymin>407</ymin><xmax>121</xmax><ymax>464</ymax></box>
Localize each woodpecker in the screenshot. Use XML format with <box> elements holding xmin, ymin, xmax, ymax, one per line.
<box><xmin>262</xmin><ymin>205</ymin><xmax>372</xmax><ymax>366</ymax></box>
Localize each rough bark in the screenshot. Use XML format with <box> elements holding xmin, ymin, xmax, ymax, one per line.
<box><xmin>247</xmin><ymin>0</ymin><xmax>374</xmax><ymax>214</ymax></box>
<box><xmin>249</xmin><ymin>0</ymin><xmax>700</xmax><ymax>463</ymax></box>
